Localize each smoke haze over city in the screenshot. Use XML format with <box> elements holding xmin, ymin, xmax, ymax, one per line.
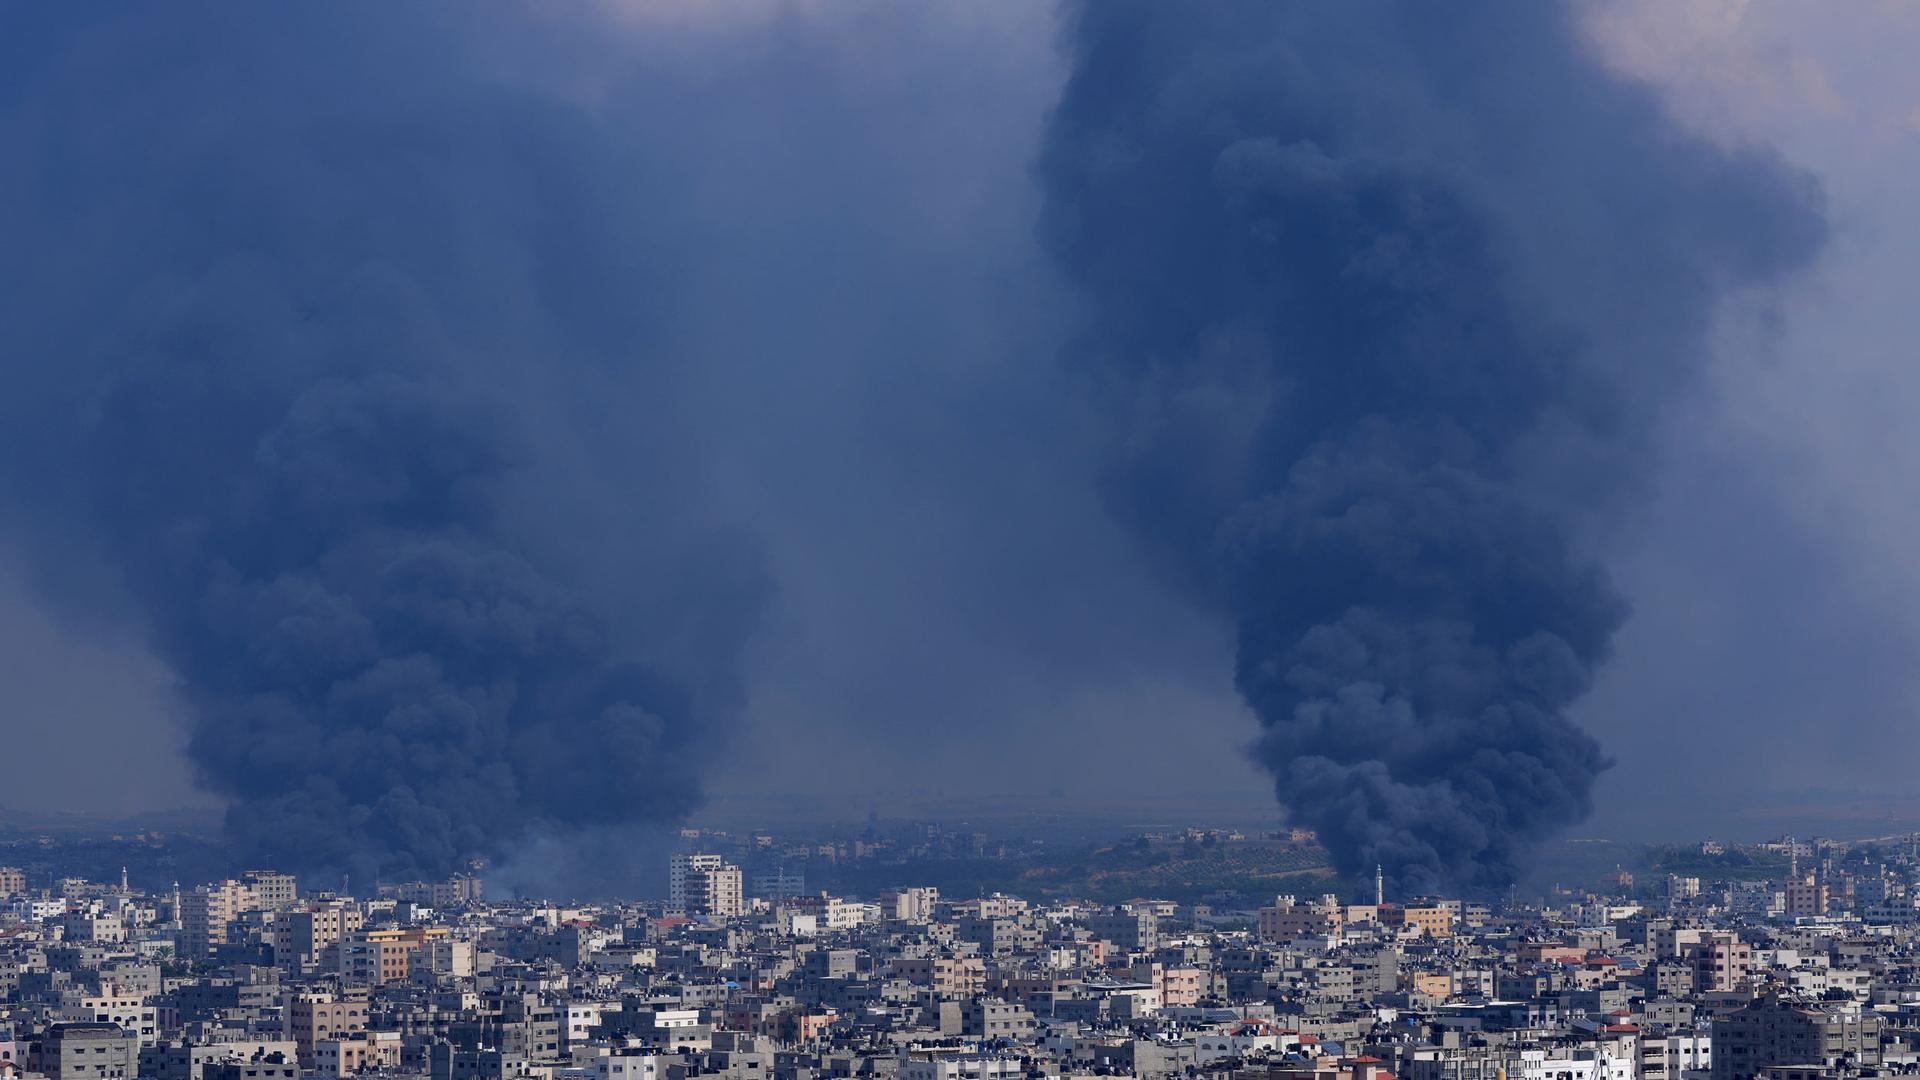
<box><xmin>2</xmin><ymin>1</ymin><xmax>1918</xmax><ymax>893</ymax></box>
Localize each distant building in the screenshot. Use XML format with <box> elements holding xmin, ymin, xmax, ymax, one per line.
<box><xmin>338</xmin><ymin>927</ymin><xmax>451</xmax><ymax>986</ymax></box>
<box><xmin>271</xmin><ymin>901</ymin><xmax>364</xmax><ymax>971</ymax></box>
<box><xmin>897</xmin><ymin>1051</ymin><xmax>1025</xmax><ymax>1080</ymax></box>
<box><xmin>429</xmin><ymin>1045</ymin><xmax>529</xmax><ymax>1080</ymax></box>
<box><xmin>670</xmin><ymin>854</ymin><xmax>742</xmax><ymax>919</ymax></box>
<box><xmin>1259</xmin><ymin>894</ymin><xmax>1343</xmax><ymax>942</ymax></box>
<box><xmin>202</xmin><ymin>1051</ymin><xmax>298</xmax><ymax>1080</ymax></box>
<box><xmin>1086</xmin><ymin>908</ymin><xmax>1159</xmax><ymax>952</ymax></box>
<box><xmin>1685</xmin><ymin>933</ymin><xmax>1752</xmax><ymax>993</ymax></box>
<box><xmin>1381</xmin><ymin>902</ymin><xmax>1456</xmax><ymax>938</ymax></box>
<box><xmin>1712</xmin><ymin>993</ymin><xmax>1882</xmax><ymax>1080</ymax></box>
<box><xmin>750</xmin><ymin>870</ymin><xmax>806</xmax><ymax>900</ymax></box>
<box><xmin>43</xmin><ymin>1023</ymin><xmax>140</xmax><ymax>1080</ymax></box>
<box><xmin>240</xmin><ymin>871</ymin><xmax>298</xmax><ymax>911</ymax></box>
<box><xmin>882</xmin><ymin>886</ymin><xmax>940</xmax><ymax>922</ymax></box>
<box><xmin>284</xmin><ymin>992</ymin><xmax>368</xmax><ymax>1068</ymax></box>
<box><xmin>62</xmin><ymin>911</ymin><xmax>126</xmax><ymax>944</ymax></box>
<box><xmin>890</xmin><ymin>955</ymin><xmax>986</xmax><ymax>997</ymax></box>
<box><xmin>55</xmin><ymin>993</ymin><xmax>155</xmax><ymax>1045</ymax></box>
<box><xmin>387</xmin><ymin>875</ymin><xmax>484</xmax><ymax>907</ymax></box>
<box><xmin>596</xmin><ymin>1050</ymin><xmax>660</xmax><ymax>1080</ymax></box>
<box><xmin>178</xmin><ymin>882</ymin><xmax>246</xmax><ymax>958</ymax></box>
<box><xmin>1781</xmin><ymin>872</ymin><xmax>1828</xmax><ymax>917</ymax></box>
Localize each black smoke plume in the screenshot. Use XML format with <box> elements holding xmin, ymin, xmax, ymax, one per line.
<box><xmin>0</xmin><ymin>6</ymin><xmax>762</xmax><ymax>883</ymax></box>
<box><xmin>1038</xmin><ymin>1</ymin><xmax>1825</xmax><ymax>891</ymax></box>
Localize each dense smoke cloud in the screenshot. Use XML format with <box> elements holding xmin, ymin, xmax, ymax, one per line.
<box><xmin>0</xmin><ymin>0</ymin><xmax>1228</xmax><ymax>887</ymax></box>
<box><xmin>0</xmin><ymin>5</ymin><xmax>763</xmax><ymax>882</ymax></box>
<box><xmin>0</xmin><ymin>0</ymin><xmax>1862</xmax><ymax>894</ymax></box>
<box><xmin>1038</xmin><ymin>1</ymin><xmax>1826</xmax><ymax>891</ymax></box>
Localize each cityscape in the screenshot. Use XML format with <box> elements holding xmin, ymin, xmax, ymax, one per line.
<box><xmin>7</xmin><ymin>825</ymin><xmax>1920</xmax><ymax>1080</ymax></box>
<box><xmin>3</xmin><ymin>3</ymin><xmax>1917</xmax><ymax>1080</ymax></box>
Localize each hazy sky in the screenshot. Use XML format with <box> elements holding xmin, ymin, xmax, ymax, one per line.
<box><xmin>1</xmin><ymin>0</ymin><xmax>1916</xmax><ymax>848</ymax></box>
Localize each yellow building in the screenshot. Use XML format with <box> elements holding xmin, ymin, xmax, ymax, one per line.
<box><xmin>1380</xmin><ymin>903</ymin><xmax>1454</xmax><ymax>938</ymax></box>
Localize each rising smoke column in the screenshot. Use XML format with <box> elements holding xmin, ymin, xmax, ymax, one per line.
<box><xmin>1039</xmin><ymin>1</ymin><xmax>1826</xmax><ymax>891</ymax></box>
<box><xmin>0</xmin><ymin>6</ymin><xmax>761</xmax><ymax>882</ymax></box>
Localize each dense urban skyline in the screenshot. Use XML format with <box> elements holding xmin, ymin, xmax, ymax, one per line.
<box><xmin>4</xmin><ymin>817</ymin><xmax>1920</xmax><ymax>1080</ymax></box>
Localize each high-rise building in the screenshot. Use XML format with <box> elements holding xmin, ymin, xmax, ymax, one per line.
<box><xmin>684</xmin><ymin>865</ymin><xmax>743</xmax><ymax>919</ymax></box>
<box><xmin>668</xmin><ymin>854</ymin><xmax>742</xmax><ymax>919</ymax></box>
<box><xmin>271</xmin><ymin>901</ymin><xmax>364</xmax><ymax>971</ymax></box>
<box><xmin>0</xmin><ymin>866</ymin><xmax>27</xmax><ymax>898</ymax></box>
<box><xmin>179</xmin><ymin>881</ymin><xmax>247</xmax><ymax>959</ymax></box>
<box><xmin>179</xmin><ymin>873</ymin><xmax>299</xmax><ymax>958</ymax></box>
<box><xmin>669</xmin><ymin>854</ymin><xmax>722</xmax><ymax>908</ymax></box>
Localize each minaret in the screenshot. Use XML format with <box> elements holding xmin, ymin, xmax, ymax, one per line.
<box><xmin>1789</xmin><ymin>836</ymin><xmax>1799</xmax><ymax>881</ymax></box>
<box><xmin>120</xmin><ymin>867</ymin><xmax>129</xmax><ymax>894</ymax></box>
<box><xmin>1375</xmin><ymin>864</ymin><xmax>1384</xmax><ymax>907</ymax></box>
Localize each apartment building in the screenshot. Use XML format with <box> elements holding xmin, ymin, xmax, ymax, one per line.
<box><xmin>670</xmin><ymin>854</ymin><xmax>743</xmax><ymax>919</ymax></box>
<box><xmin>891</xmin><ymin>955</ymin><xmax>986</xmax><ymax>997</ymax></box>
<box><xmin>883</xmin><ymin>887</ymin><xmax>940</xmax><ymax>922</ymax></box>
<box><xmin>1685</xmin><ymin>934</ymin><xmax>1753</xmax><ymax>993</ymax></box>
<box><xmin>271</xmin><ymin>901</ymin><xmax>364</xmax><ymax>971</ymax></box>
<box><xmin>178</xmin><ymin>882</ymin><xmax>246</xmax><ymax>959</ymax></box>
<box><xmin>390</xmin><ymin>875</ymin><xmax>484</xmax><ymax>907</ymax></box>
<box><xmin>43</xmin><ymin>1024</ymin><xmax>140</xmax><ymax>1080</ymax></box>
<box><xmin>1382</xmin><ymin>903</ymin><xmax>1456</xmax><ymax>938</ymax></box>
<box><xmin>284</xmin><ymin>991</ymin><xmax>368</xmax><ymax>1068</ymax></box>
<box><xmin>56</xmin><ymin>993</ymin><xmax>157</xmax><ymax>1046</ymax></box>
<box><xmin>751</xmin><ymin>870</ymin><xmax>807</xmax><ymax>900</ymax></box>
<box><xmin>1260</xmin><ymin>895</ymin><xmax>1345</xmax><ymax>942</ymax></box>
<box><xmin>338</xmin><ymin>927</ymin><xmax>451</xmax><ymax>986</ymax></box>
<box><xmin>239</xmin><ymin>871</ymin><xmax>298</xmax><ymax>912</ymax></box>
<box><xmin>1711</xmin><ymin>994</ymin><xmax>1883</xmax><ymax>1080</ymax></box>
<box><xmin>1086</xmin><ymin>909</ymin><xmax>1160</xmax><ymax>952</ymax></box>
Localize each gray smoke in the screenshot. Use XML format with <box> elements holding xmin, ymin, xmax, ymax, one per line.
<box><xmin>0</xmin><ymin>5</ymin><xmax>763</xmax><ymax>882</ymax></box>
<box><xmin>1038</xmin><ymin>1</ymin><xmax>1826</xmax><ymax>891</ymax></box>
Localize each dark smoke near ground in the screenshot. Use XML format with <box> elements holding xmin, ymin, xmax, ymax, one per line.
<box><xmin>0</xmin><ymin>6</ymin><xmax>764</xmax><ymax>883</ymax></box>
<box><xmin>1038</xmin><ymin>1</ymin><xmax>1826</xmax><ymax>892</ymax></box>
